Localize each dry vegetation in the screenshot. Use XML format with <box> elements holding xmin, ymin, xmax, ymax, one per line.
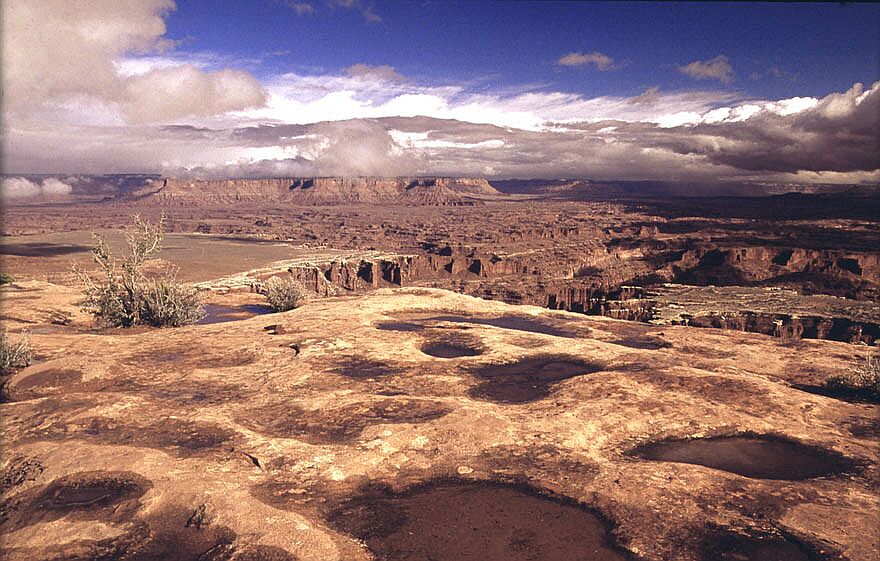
<box><xmin>73</xmin><ymin>214</ymin><xmax>204</xmax><ymax>327</ymax></box>
<box><xmin>827</xmin><ymin>352</ymin><xmax>880</xmax><ymax>399</ymax></box>
<box><xmin>0</xmin><ymin>331</ymin><xmax>32</xmax><ymax>374</ymax></box>
<box><xmin>262</xmin><ymin>276</ymin><xmax>307</xmax><ymax>312</ymax></box>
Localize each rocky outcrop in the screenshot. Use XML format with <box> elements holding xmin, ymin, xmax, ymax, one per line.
<box><xmin>600</xmin><ymin>284</ymin><xmax>880</xmax><ymax>345</ymax></box>
<box><xmin>132</xmin><ymin>177</ymin><xmax>503</xmax><ymax>206</ymax></box>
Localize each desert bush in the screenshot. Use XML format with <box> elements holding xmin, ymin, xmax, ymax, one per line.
<box><xmin>0</xmin><ymin>331</ymin><xmax>33</xmax><ymax>374</ymax></box>
<box><xmin>262</xmin><ymin>276</ymin><xmax>307</xmax><ymax>312</ymax></box>
<box><xmin>826</xmin><ymin>353</ymin><xmax>880</xmax><ymax>399</ymax></box>
<box><xmin>139</xmin><ymin>276</ymin><xmax>205</xmax><ymax>327</ymax></box>
<box><xmin>73</xmin><ymin>214</ymin><xmax>204</xmax><ymax>327</ymax></box>
<box><xmin>0</xmin><ymin>272</ymin><xmax>14</xmax><ymax>285</ymax></box>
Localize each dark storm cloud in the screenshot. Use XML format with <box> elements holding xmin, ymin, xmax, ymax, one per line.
<box><xmin>644</xmin><ymin>81</ymin><xmax>880</xmax><ymax>173</ymax></box>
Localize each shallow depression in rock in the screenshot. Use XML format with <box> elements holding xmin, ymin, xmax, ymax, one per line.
<box><xmin>327</xmin><ymin>480</ymin><xmax>634</xmax><ymax>561</ymax></box>
<box><xmin>468</xmin><ymin>355</ymin><xmax>604</xmax><ymax>403</ymax></box>
<box><xmin>387</xmin><ymin>313</ymin><xmax>580</xmax><ymax>337</ymax></box>
<box><xmin>630</xmin><ymin>435</ymin><xmax>856</xmax><ymax>480</ymax></box>
<box><xmin>703</xmin><ymin>532</ymin><xmax>823</xmax><ymax>561</ymax></box>
<box><xmin>422</xmin><ymin>341</ymin><xmax>483</xmax><ymax>358</ymax></box>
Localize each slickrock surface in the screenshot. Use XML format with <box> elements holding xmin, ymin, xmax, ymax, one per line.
<box><xmin>1</xmin><ymin>282</ymin><xmax>877</xmax><ymax>560</ymax></box>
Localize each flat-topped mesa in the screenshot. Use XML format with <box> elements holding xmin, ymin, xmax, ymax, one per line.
<box><xmin>137</xmin><ymin>177</ymin><xmax>503</xmax><ymax>206</ymax></box>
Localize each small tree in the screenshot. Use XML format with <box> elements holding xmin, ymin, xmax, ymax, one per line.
<box><xmin>73</xmin><ymin>214</ymin><xmax>204</xmax><ymax>327</ymax></box>
<box><xmin>262</xmin><ymin>276</ymin><xmax>307</xmax><ymax>312</ymax></box>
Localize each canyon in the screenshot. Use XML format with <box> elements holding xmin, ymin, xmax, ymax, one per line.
<box><xmin>3</xmin><ymin>177</ymin><xmax>879</xmax><ymax>345</ymax></box>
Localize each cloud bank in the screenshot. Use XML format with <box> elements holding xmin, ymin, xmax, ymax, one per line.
<box><xmin>1</xmin><ymin>2</ymin><xmax>877</xmax><ymax>185</ymax></box>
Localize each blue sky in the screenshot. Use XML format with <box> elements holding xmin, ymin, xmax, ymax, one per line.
<box><xmin>2</xmin><ymin>1</ymin><xmax>879</xmax><ymax>183</ymax></box>
<box><xmin>164</xmin><ymin>1</ymin><xmax>880</xmax><ymax>100</ymax></box>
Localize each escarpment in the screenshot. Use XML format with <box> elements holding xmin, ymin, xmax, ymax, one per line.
<box><xmin>131</xmin><ymin>177</ymin><xmax>503</xmax><ymax>206</ymax></box>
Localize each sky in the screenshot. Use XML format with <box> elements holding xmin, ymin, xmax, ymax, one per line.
<box><xmin>2</xmin><ymin>0</ymin><xmax>879</xmax><ymax>188</ymax></box>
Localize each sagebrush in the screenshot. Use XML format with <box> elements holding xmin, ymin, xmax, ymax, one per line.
<box><xmin>139</xmin><ymin>276</ymin><xmax>206</xmax><ymax>327</ymax></box>
<box><xmin>262</xmin><ymin>276</ymin><xmax>307</xmax><ymax>312</ymax></box>
<box><xmin>826</xmin><ymin>353</ymin><xmax>880</xmax><ymax>399</ymax></box>
<box><xmin>1</xmin><ymin>331</ymin><xmax>33</xmax><ymax>374</ymax></box>
<box><xmin>73</xmin><ymin>214</ymin><xmax>204</xmax><ymax>327</ymax></box>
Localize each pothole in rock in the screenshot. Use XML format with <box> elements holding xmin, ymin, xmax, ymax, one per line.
<box><xmin>386</xmin><ymin>313</ymin><xmax>581</xmax><ymax>338</ymax></box>
<box><xmin>14</xmin><ymin>504</ymin><xmax>300</xmax><ymax>561</ymax></box>
<box><xmin>791</xmin><ymin>383</ymin><xmax>880</xmax><ymax>405</ymax></box>
<box><xmin>420</xmin><ymin>332</ymin><xmax>485</xmax><ymax>359</ymax></box>
<box><xmin>77</xmin><ymin>417</ymin><xmax>237</xmax><ymax>458</ymax></box>
<box><xmin>333</xmin><ymin>357</ymin><xmax>403</xmax><ymax>378</ymax></box>
<box><xmin>422</xmin><ymin>342</ymin><xmax>482</xmax><ymax>358</ymax></box>
<box><xmin>468</xmin><ymin>355</ymin><xmax>604</xmax><ymax>403</ymax></box>
<box><xmin>611</xmin><ymin>336</ymin><xmax>672</xmax><ymax>350</ymax></box>
<box><xmin>239</xmin><ymin>398</ymin><xmax>452</xmax><ymax>444</ymax></box>
<box><xmin>197</xmin><ymin>304</ymin><xmax>273</xmax><ymax>325</ymax></box>
<box><xmin>629</xmin><ymin>434</ymin><xmax>857</xmax><ymax>480</ymax></box>
<box><xmin>376</xmin><ymin>320</ymin><xmax>426</xmax><ymax>332</ymax></box>
<box><xmin>0</xmin><ymin>471</ymin><xmax>151</xmax><ymax>533</ymax></box>
<box><xmin>6</xmin><ymin>368</ymin><xmax>83</xmax><ymax>400</ymax></box>
<box><xmin>326</xmin><ymin>480</ymin><xmax>634</xmax><ymax>561</ymax></box>
<box><xmin>702</xmin><ymin>531</ymin><xmax>826</xmax><ymax>561</ymax></box>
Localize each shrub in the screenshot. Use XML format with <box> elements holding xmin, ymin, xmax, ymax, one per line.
<box><xmin>0</xmin><ymin>273</ymin><xmax>14</xmax><ymax>285</ymax></box>
<box><xmin>73</xmin><ymin>214</ymin><xmax>204</xmax><ymax>327</ymax></box>
<box><xmin>262</xmin><ymin>276</ymin><xmax>306</xmax><ymax>312</ymax></box>
<box><xmin>0</xmin><ymin>331</ymin><xmax>33</xmax><ymax>374</ymax></box>
<box><xmin>140</xmin><ymin>276</ymin><xmax>205</xmax><ymax>327</ymax></box>
<box><xmin>826</xmin><ymin>353</ymin><xmax>880</xmax><ymax>399</ymax></box>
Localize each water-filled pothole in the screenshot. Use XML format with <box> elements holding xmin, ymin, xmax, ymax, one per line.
<box><xmin>327</xmin><ymin>480</ymin><xmax>634</xmax><ymax>561</ymax></box>
<box><xmin>630</xmin><ymin>434</ymin><xmax>856</xmax><ymax>480</ymax></box>
<box><xmin>468</xmin><ymin>355</ymin><xmax>604</xmax><ymax>403</ymax></box>
<box><xmin>197</xmin><ymin>304</ymin><xmax>272</xmax><ymax>325</ymax></box>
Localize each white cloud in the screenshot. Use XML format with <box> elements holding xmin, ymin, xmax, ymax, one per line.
<box><xmin>285</xmin><ymin>1</ymin><xmax>316</xmax><ymax>15</ymax></box>
<box><xmin>2</xmin><ymin>177</ymin><xmax>73</xmax><ymax>199</ymax></box>
<box><xmin>345</xmin><ymin>64</ymin><xmax>405</xmax><ymax>82</ymax></box>
<box><xmin>557</xmin><ymin>51</ymin><xmax>615</xmax><ymax>70</ymax></box>
<box><xmin>123</xmin><ymin>65</ymin><xmax>266</xmax><ymax>123</ymax></box>
<box><xmin>1</xmin><ymin>4</ymin><xmax>875</xmax><ymax>184</ymax></box>
<box><xmin>328</xmin><ymin>0</ymin><xmax>381</xmax><ymax>23</ymax></box>
<box><xmin>1</xmin><ymin>0</ymin><xmax>267</xmax><ymax>124</ymax></box>
<box><xmin>678</xmin><ymin>55</ymin><xmax>735</xmax><ymax>84</ymax></box>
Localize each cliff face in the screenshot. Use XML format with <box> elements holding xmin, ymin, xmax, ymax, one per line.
<box><xmin>136</xmin><ymin>177</ymin><xmax>502</xmax><ymax>206</ymax></box>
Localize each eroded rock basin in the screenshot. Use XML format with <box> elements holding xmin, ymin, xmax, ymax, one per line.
<box><xmin>380</xmin><ymin>313</ymin><xmax>580</xmax><ymax>337</ymax></box>
<box><xmin>630</xmin><ymin>435</ymin><xmax>856</xmax><ymax>480</ymax></box>
<box><xmin>327</xmin><ymin>480</ymin><xmax>634</xmax><ymax>561</ymax></box>
<box><xmin>469</xmin><ymin>355</ymin><xmax>604</xmax><ymax>403</ymax></box>
<box><xmin>703</xmin><ymin>532</ymin><xmax>822</xmax><ymax>561</ymax></box>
